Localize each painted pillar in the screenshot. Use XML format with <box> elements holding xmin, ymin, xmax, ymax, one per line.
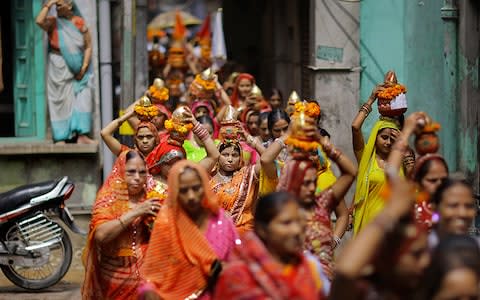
<box><xmin>121</xmin><ymin>0</ymin><xmax>135</xmax><ymax>111</ymax></box>
<box><xmin>99</xmin><ymin>0</ymin><xmax>114</xmax><ymax>180</ymax></box>
<box><xmin>135</xmin><ymin>0</ymin><xmax>148</xmax><ymax>98</ymax></box>
<box><xmin>120</xmin><ymin>0</ymin><xmax>135</xmax><ymax>145</ymax></box>
<box><xmin>440</xmin><ymin>0</ymin><xmax>459</xmax><ymax>171</ymax></box>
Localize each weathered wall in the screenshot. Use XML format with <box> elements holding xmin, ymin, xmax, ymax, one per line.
<box><xmin>360</xmin><ymin>0</ymin><xmax>479</xmax><ymax>188</ymax></box>
<box><xmin>311</xmin><ymin>0</ymin><xmax>360</xmax><ymax>205</ymax></box>
<box><xmin>458</xmin><ymin>0</ymin><xmax>479</xmax><ymax>189</ymax></box>
<box><xmin>0</xmin><ymin>152</ymin><xmax>101</xmax><ymax>210</ymax></box>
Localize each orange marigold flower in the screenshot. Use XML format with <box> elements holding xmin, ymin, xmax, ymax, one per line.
<box><xmin>285</xmin><ymin>136</ymin><xmax>320</xmax><ymax>152</ymax></box>
<box><xmin>164</xmin><ymin>119</ymin><xmax>193</xmax><ymax>134</ymax></box>
<box><xmin>149</xmin><ymin>86</ymin><xmax>169</xmax><ymax>102</ymax></box>
<box><xmin>423</xmin><ymin>122</ymin><xmax>441</xmax><ymax>133</ymax></box>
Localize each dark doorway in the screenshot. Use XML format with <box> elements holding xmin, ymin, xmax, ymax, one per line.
<box><xmin>0</xmin><ymin>1</ymin><xmax>15</xmax><ymax>137</ymax></box>
<box><xmin>222</xmin><ymin>0</ymin><xmax>311</xmax><ymax>101</ymax></box>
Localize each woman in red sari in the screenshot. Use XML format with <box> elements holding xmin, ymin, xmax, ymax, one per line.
<box><xmin>214</xmin><ymin>192</ymin><xmax>328</xmax><ymax>299</ymax></box>
<box><xmin>81</xmin><ymin>150</ymin><xmax>162</xmax><ymax>299</ymax></box>
<box><xmin>230</xmin><ymin>73</ymin><xmax>254</xmax><ymax>108</ymax></box>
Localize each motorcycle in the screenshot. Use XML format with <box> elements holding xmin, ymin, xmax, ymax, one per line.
<box><xmin>0</xmin><ymin>176</ymin><xmax>85</xmax><ymax>290</ymax></box>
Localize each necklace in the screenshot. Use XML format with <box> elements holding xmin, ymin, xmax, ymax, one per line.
<box><xmin>130</xmin><ymin>223</ymin><xmax>140</xmax><ymax>279</ymax></box>
<box><xmin>216</xmin><ymin>171</ymin><xmax>233</xmax><ymax>183</ymax></box>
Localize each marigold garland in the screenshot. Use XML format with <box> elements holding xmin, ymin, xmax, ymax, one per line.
<box><xmin>285</xmin><ymin>136</ymin><xmax>320</xmax><ymax>152</ymax></box>
<box><xmin>377</xmin><ymin>84</ymin><xmax>407</xmax><ymax>100</ymax></box>
<box><xmin>134</xmin><ymin>104</ymin><xmax>159</xmax><ymax>119</ymax></box>
<box><xmin>164</xmin><ymin>119</ymin><xmax>194</xmax><ymax>135</ymax></box>
<box><xmin>294</xmin><ymin>102</ymin><xmax>321</xmax><ymax>119</ymax></box>
<box><xmin>194</xmin><ymin>74</ymin><xmax>216</xmax><ymax>91</ymax></box>
<box><xmin>422</xmin><ymin>122</ymin><xmax>441</xmax><ymax>133</ymax></box>
<box><xmin>144</xmin><ymin>190</ymin><xmax>166</xmax><ymax>232</ymax></box>
<box><xmin>148</xmin><ymin>86</ymin><xmax>169</xmax><ymax>102</ymax></box>
<box><xmin>146</xmin><ymin>189</ymin><xmax>166</xmax><ymax>201</ymax></box>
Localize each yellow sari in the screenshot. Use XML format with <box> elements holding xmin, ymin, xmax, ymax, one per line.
<box><xmin>353</xmin><ymin>119</ymin><xmax>401</xmax><ymax>234</ymax></box>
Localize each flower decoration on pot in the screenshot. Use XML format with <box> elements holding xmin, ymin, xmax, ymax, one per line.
<box><xmin>189</xmin><ymin>68</ymin><xmax>217</xmax><ymax>99</ymax></box>
<box><xmin>164</xmin><ymin>106</ymin><xmax>194</xmax><ymax>136</ymax></box>
<box><xmin>294</xmin><ymin>101</ymin><xmax>321</xmax><ymax>120</ymax></box>
<box><xmin>148</xmin><ymin>78</ymin><xmax>169</xmax><ymax>103</ymax></box>
<box><xmin>376</xmin><ymin>71</ymin><xmax>408</xmax><ymax>117</ymax></box>
<box><xmin>414</xmin><ymin>116</ymin><xmax>441</xmax><ymax>155</ymax></box>
<box><xmin>134</xmin><ymin>95</ymin><xmax>159</xmax><ymax>121</ymax></box>
<box><xmin>218</xmin><ymin>105</ymin><xmax>242</xmax><ymax>143</ymax></box>
<box><xmin>143</xmin><ymin>189</ymin><xmax>166</xmax><ymax>232</ymax></box>
<box><xmin>285</xmin><ymin>102</ymin><xmax>320</xmax><ymax>153</ymax></box>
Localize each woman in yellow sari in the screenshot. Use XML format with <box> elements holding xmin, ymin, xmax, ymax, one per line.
<box><xmin>352</xmin><ymin>86</ymin><xmax>412</xmax><ymax>234</ymax></box>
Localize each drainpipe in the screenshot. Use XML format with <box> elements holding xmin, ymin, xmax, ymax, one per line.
<box><xmin>440</xmin><ymin>0</ymin><xmax>459</xmax><ymax>171</ymax></box>
<box><xmin>99</xmin><ymin>0</ymin><xmax>114</xmax><ymax>180</ymax></box>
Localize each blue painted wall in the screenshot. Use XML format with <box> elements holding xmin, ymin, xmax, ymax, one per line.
<box><xmin>360</xmin><ymin>0</ymin><xmax>458</xmax><ymax>169</ymax></box>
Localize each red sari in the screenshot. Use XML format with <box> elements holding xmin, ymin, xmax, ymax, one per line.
<box><xmin>213</xmin><ymin>232</ymin><xmax>324</xmax><ymax>299</ymax></box>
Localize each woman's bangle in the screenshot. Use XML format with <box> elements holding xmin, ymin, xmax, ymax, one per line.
<box><xmin>324</xmin><ymin>145</ymin><xmax>342</xmax><ymax>161</ymax></box>
<box><xmin>274</xmin><ymin>137</ymin><xmax>286</xmax><ymax>148</ymax></box>
<box><xmin>332</xmin><ymin>235</ymin><xmax>342</xmax><ymax>249</ymax></box>
<box><xmin>359</xmin><ymin>103</ymin><xmax>372</xmax><ymax>115</ymax></box>
<box><xmin>193</xmin><ymin>122</ymin><xmax>210</xmax><ymax>142</ymax></box>
<box><xmin>118</xmin><ymin>216</ymin><xmax>127</xmax><ymax>230</ymax></box>
<box><xmin>246</xmin><ymin>135</ymin><xmax>254</xmax><ymax>145</ymax></box>
<box><xmin>403</xmin><ymin>154</ymin><xmax>415</xmax><ymax>166</ymax></box>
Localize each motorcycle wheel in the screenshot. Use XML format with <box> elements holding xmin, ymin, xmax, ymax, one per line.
<box><xmin>0</xmin><ymin>222</ymin><xmax>73</xmax><ymax>290</ymax></box>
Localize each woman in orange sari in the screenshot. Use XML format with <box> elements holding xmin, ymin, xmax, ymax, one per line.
<box><xmin>82</xmin><ymin>150</ymin><xmax>162</xmax><ymax>299</ymax></box>
<box><xmin>139</xmin><ymin>160</ymin><xmax>239</xmax><ymax>300</ymax></box>
<box><xmin>210</xmin><ymin>124</ymin><xmax>280</xmax><ymax>234</ymax></box>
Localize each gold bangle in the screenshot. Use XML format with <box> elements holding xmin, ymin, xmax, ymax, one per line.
<box><xmin>118</xmin><ymin>217</ymin><xmax>127</xmax><ymax>229</ymax></box>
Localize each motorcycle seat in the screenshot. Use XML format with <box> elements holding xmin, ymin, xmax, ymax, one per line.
<box><xmin>0</xmin><ymin>178</ymin><xmax>62</xmax><ymax>214</ymax></box>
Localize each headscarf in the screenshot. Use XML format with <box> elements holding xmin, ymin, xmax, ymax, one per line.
<box><xmin>230</xmin><ymin>73</ymin><xmax>255</xmax><ymax>107</ymax></box>
<box><xmin>214</xmin><ymin>232</ymin><xmax>322</xmax><ymax>299</ymax></box>
<box><xmin>82</xmin><ymin>151</ymin><xmax>154</xmax><ymax>299</ymax></box>
<box><xmin>191</xmin><ymin>99</ymin><xmax>220</xmax><ymax>138</ymax></box>
<box><xmin>412</xmin><ymin>153</ymin><xmax>448</xmax><ymax>181</ymax></box>
<box><xmin>277</xmin><ymin>159</ymin><xmax>316</xmax><ymax>196</ymax></box>
<box><xmin>354</xmin><ymin>118</ymin><xmax>400</xmax><ymax>206</ymax></box>
<box><xmin>145</xmin><ymin>134</ymin><xmax>186</xmax><ymax>176</ymax></box>
<box><xmin>154</xmin><ymin>103</ymin><xmax>172</xmax><ymax>119</ymax></box>
<box><xmin>141</xmin><ymin>160</ymin><xmax>219</xmax><ymax>299</ymax></box>
<box><xmin>135</xmin><ymin>121</ymin><xmax>160</xmax><ymax>152</ymax></box>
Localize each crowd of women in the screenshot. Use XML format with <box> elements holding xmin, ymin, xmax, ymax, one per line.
<box><xmin>80</xmin><ymin>18</ymin><xmax>480</xmax><ymax>300</ymax></box>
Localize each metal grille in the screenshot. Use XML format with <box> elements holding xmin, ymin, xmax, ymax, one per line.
<box><xmin>17</xmin><ymin>213</ymin><xmax>63</xmax><ymax>251</ymax></box>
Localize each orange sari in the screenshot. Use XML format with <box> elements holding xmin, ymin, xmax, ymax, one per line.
<box><xmin>210</xmin><ymin>165</ymin><xmax>258</xmax><ymax>234</ymax></box>
<box><xmin>81</xmin><ymin>152</ymin><xmax>154</xmax><ymax>300</ymax></box>
<box><xmin>141</xmin><ymin>160</ymin><xmax>221</xmax><ymax>299</ymax></box>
